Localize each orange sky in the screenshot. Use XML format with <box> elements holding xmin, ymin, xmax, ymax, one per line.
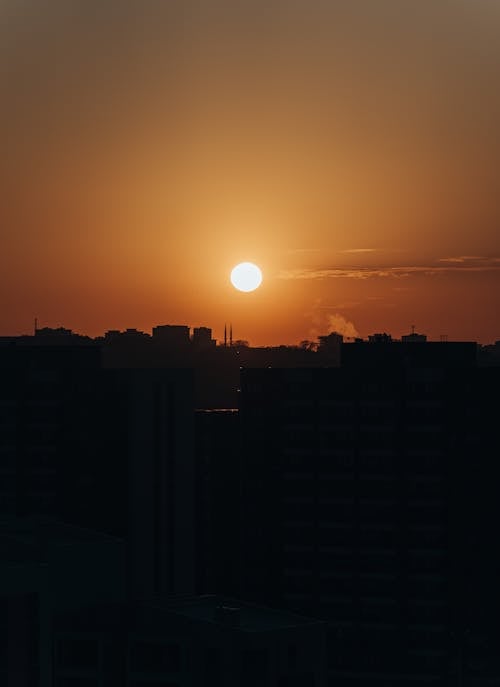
<box><xmin>1</xmin><ymin>1</ymin><xmax>499</xmax><ymax>345</ymax></box>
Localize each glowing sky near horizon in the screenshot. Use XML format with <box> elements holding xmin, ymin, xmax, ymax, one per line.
<box><xmin>1</xmin><ymin>1</ymin><xmax>499</xmax><ymax>344</ymax></box>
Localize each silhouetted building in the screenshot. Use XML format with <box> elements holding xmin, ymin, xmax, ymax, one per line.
<box><xmin>238</xmin><ymin>344</ymin><xmax>500</xmax><ymax>686</ymax></box>
<box><xmin>0</xmin><ymin>342</ymin><xmax>101</xmax><ymax>516</ymax></box>
<box><xmin>477</xmin><ymin>340</ymin><xmax>500</xmax><ymax>366</ymax></box>
<box><xmin>98</xmin><ymin>324</ymin><xmax>343</xmax><ymax>408</ymax></box>
<box><xmin>195</xmin><ymin>409</ymin><xmax>241</xmax><ymax>596</ymax></box>
<box><xmin>367</xmin><ymin>332</ymin><xmax>393</xmax><ymax>343</ymax></box>
<box><xmin>103</xmin><ymin>327</ymin><xmax>150</xmax><ymax>341</ymax></box>
<box><xmin>402</xmin><ymin>330</ymin><xmax>427</xmax><ymax>343</ymax></box>
<box><xmin>33</xmin><ymin>327</ymin><xmax>94</xmax><ymax>345</ymax></box>
<box><xmin>0</xmin><ymin>517</ymin><xmax>125</xmax><ymax>687</ymax></box>
<box><xmin>341</xmin><ymin>339</ymin><xmax>477</xmax><ymax>368</ymax></box>
<box><xmin>34</xmin><ymin>327</ymin><xmax>73</xmax><ymax>338</ymax></box>
<box><xmin>61</xmin><ymin>367</ymin><xmax>196</xmax><ymax>600</ymax></box>
<box><xmin>192</xmin><ymin>327</ymin><xmax>216</xmax><ymax>351</ymax></box>
<box><xmin>54</xmin><ymin>595</ymin><xmax>327</xmax><ymax>687</ymax></box>
<box><xmin>317</xmin><ymin>332</ymin><xmax>343</xmax><ymax>350</ymax></box>
<box><xmin>0</xmin><ymin>341</ymin><xmax>196</xmax><ymax>600</ymax></box>
<box><xmin>152</xmin><ymin>324</ymin><xmax>191</xmax><ymax>348</ymax></box>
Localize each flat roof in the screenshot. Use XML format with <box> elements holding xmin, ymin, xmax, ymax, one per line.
<box><xmin>157</xmin><ymin>595</ymin><xmax>324</xmax><ymax>632</ymax></box>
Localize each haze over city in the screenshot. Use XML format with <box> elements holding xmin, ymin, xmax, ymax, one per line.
<box><xmin>1</xmin><ymin>1</ymin><xmax>499</xmax><ymax>344</ymax></box>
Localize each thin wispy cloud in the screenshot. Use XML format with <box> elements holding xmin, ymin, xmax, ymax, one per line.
<box><xmin>278</xmin><ymin>258</ymin><xmax>500</xmax><ymax>281</ymax></box>
<box><xmin>339</xmin><ymin>248</ymin><xmax>378</xmax><ymax>254</ymax></box>
<box><xmin>318</xmin><ymin>301</ymin><xmax>362</xmax><ymax>309</ymax></box>
<box><xmin>439</xmin><ymin>255</ymin><xmax>486</xmax><ymax>263</ymax></box>
<box><xmin>339</xmin><ymin>248</ymin><xmax>408</xmax><ymax>255</ymax></box>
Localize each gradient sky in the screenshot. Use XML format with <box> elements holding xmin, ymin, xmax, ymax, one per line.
<box><xmin>1</xmin><ymin>1</ymin><xmax>499</xmax><ymax>345</ymax></box>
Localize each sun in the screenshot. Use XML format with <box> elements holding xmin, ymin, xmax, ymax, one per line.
<box><xmin>230</xmin><ymin>262</ymin><xmax>263</xmax><ymax>292</ymax></box>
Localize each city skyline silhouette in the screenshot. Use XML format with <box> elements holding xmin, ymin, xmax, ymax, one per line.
<box><xmin>1</xmin><ymin>328</ymin><xmax>499</xmax><ymax>685</ymax></box>
<box><xmin>1</xmin><ymin>3</ymin><xmax>500</xmax><ymax>345</ymax></box>
<box><xmin>1</xmin><ymin>1</ymin><xmax>500</xmax><ymax>684</ymax></box>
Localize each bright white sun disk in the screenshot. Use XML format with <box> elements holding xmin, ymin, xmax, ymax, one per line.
<box><xmin>230</xmin><ymin>262</ymin><xmax>263</xmax><ymax>292</ymax></box>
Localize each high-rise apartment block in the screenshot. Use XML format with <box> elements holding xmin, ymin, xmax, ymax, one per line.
<box><xmin>238</xmin><ymin>342</ymin><xmax>500</xmax><ymax>686</ymax></box>
<box><xmin>0</xmin><ymin>340</ymin><xmax>196</xmax><ymax>600</ymax></box>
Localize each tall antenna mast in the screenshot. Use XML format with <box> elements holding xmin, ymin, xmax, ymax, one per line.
<box><xmin>224</xmin><ymin>324</ymin><xmax>227</xmax><ymax>347</ymax></box>
<box><xmin>230</xmin><ymin>323</ymin><xmax>233</xmax><ymax>347</ymax></box>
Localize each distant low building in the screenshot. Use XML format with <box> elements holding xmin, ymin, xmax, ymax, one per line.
<box><xmin>152</xmin><ymin>324</ymin><xmax>190</xmax><ymax>347</ymax></box>
<box><xmin>317</xmin><ymin>332</ymin><xmax>343</xmax><ymax>365</ymax></box>
<box><xmin>35</xmin><ymin>327</ymin><xmax>73</xmax><ymax>337</ymax></box>
<box><xmin>367</xmin><ymin>332</ymin><xmax>393</xmax><ymax>342</ymax></box>
<box><xmin>402</xmin><ymin>329</ymin><xmax>427</xmax><ymax>342</ymax></box>
<box><xmin>103</xmin><ymin>328</ymin><xmax>150</xmax><ymax>340</ymax></box>
<box><xmin>32</xmin><ymin>327</ymin><xmax>93</xmax><ymax>345</ymax></box>
<box><xmin>192</xmin><ymin>327</ymin><xmax>216</xmax><ymax>351</ymax></box>
<box><xmin>341</xmin><ymin>339</ymin><xmax>477</xmax><ymax>368</ymax></box>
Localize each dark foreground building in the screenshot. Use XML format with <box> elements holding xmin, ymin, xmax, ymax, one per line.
<box><xmin>0</xmin><ymin>517</ymin><xmax>125</xmax><ymax>687</ymax></box>
<box><xmin>238</xmin><ymin>341</ymin><xmax>500</xmax><ymax>687</ymax></box>
<box><xmin>195</xmin><ymin>409</ymin><xmax>241</xmax><ymax>596</ymax></box>
<box><xmin>54</xmin><ymin>595</ymin><xmax>327</xmax><ymax>687</ymax></box>
<box><xmin>0</xmin><ymin>341</ymin><xmax>196</xmax><ymax>599</ymax></box>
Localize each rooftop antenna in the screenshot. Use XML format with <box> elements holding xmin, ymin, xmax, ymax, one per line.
<box><xmin>230</xmin><ymin>323</ymin><xmax>233</xmax><ymax>347</ymax></box>
<box><xmin>224</xmin><ymin>324</ymin><xmax>227</xmax><ymax>347</ymax></box>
